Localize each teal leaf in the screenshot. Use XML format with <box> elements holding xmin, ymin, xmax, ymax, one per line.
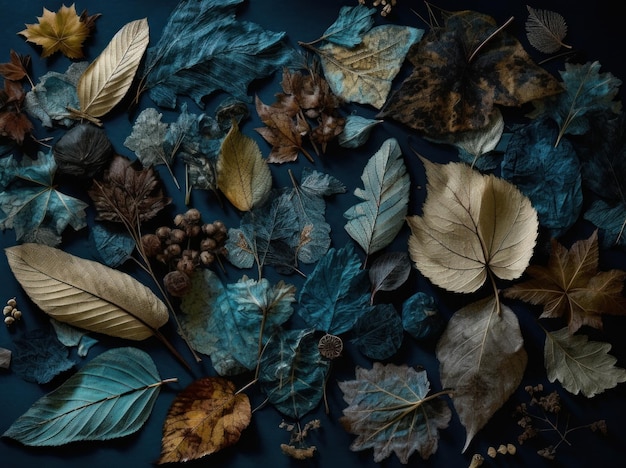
<box><xmin>50</xmin><ymin>319</ymin><xmax>98</xmax><ymax>357</ymax></box>
<box><xmin>584</xmin><ymin>200</ymin><xmax>626</xmax><ymax>249</ymax></box>
<box><xmin>298</xmin><ymin>243</ymin><xmax>371</xmax><ymax>335</ymax></box>
<box><xmin>344</xmin><ymin>138</ymin><xmax>410</xmax><ymax>257</ymax></box>
<box><xmin>501</xmin><ymin>118</ymin><xmax>582</xmax><ymax>237</ymax></box>
<box><xmin>90</xmin><ymin>222</ymin><xmax>135</xmax><ymax>267</ymax></box>
<box><xmin>259</xmin><ymin>328</ymin><xmax>329</xmax><ymax>419</ymax></box>
<box><xmin>318</xmin><ymin>4</ymin><xmax>376</xmax><ymax>47</ymax></box>
<box><xmin>11</xmin><ymin>328</ymin><xmax>74</xmax><ymax>384</ymax></box>
<box><xmin>401</xmin><ymin>292</ymin><xmax>444</xmax><ymax>341</ymax></box>
<box><xmin>124</xmin><ymin>108</ymin><xmax>169</xmax><ymax>167</ymax></box>
<box><xmin>338</xmin><ymin>114</ymin><xmax>382</xmax><ymax>148</ymax></box>
<box><xmin>2</xmin><ymin>347</ymin><xmax>164</xmax><ymax>446</ymax></box>
<box><xmin>142</xmin><ymin>0</ymin><xmax>298</xmax><ymax>108</ymax></box>
<box><xmin>352</xmin><ymin>304</ymin><xmax>403</xmax><ymax>360</ymax></box>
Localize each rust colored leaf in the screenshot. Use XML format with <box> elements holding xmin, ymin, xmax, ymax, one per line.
<box><xmin>0</xmin><ymin>50</ymin><xmax>31</xmax><ymax>82</ymax></box>
<box><xmin>158</xmin><ymin>377</ymin><xmax>251</xmax><ymax>464</ymax></box>
<box><xmin>0</xmin><ymin>80</ymin><xmax>33</xmax><ymax>144</ymax></box>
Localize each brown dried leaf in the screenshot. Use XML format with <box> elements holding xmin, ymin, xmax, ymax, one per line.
<box><xmin>158</xmin><ymin>377</ymin><xmax>251</xmax><ymax>464</ymax></box>
<box><xmin>0</xmin><ymin>80</ymin><xmax>33</xmax><ymax>144</ymax></box>
<box><xmin>525</xmin><ymin>5</ymin><xmax>571</xmax><ymax>54</ymax></box>
<box><xmin>0</xmin><ymin>50</ymin><xmax>31</xmax><ymax>82</ymax></box>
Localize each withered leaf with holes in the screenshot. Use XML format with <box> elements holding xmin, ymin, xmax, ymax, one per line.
<box><xmin>378</xmin><ymin>10</ymin><xmax>562</xmax><ymax>139</ymax></box>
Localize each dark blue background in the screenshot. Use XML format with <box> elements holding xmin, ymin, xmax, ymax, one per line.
<box><xmin>1</xmin><ymin>1</ymin><xmax>625</xmax><ymax>467</ymax></box>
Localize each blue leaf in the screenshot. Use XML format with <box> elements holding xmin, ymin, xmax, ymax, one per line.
<box><xmin>338</xmin><ymin>114</ymin><xmax>383</xmax><ymax>148</ymax></box>
<box><xmin>402</xmin><ymin>292</ymin><xmax>444</xmax><ymax>341</ymax></box>
<box><xmin>320</xmin><ymin>4</ymin><xmax>376</xmax><ymax>47</ymax></box>
<box><xmin>90</xmin><ymin>222</ymin><xmax>134</xmax><ymax>267</ymax></box>
<box><xmin>352</xmin><ymin>304</ymin><xmax>403</xmax><ymax>360</ymax></box>
<box><xmin>12</xmin><ymin>328</ymin><xmax>74</xmax><ymax>384</ymax></box>
<box><xmin>584</xmin><ymin>200</ymin><xmax>626</xmax><ymax>249</ymax></box>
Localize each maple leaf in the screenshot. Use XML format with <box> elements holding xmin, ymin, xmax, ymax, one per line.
<box><xmin>378</xmin><ymin>10</ymin><xmax>562</xmax><ymax>139</ymax></box>
<box><xmin>503</xmin><ymin>230</ymin><xmax>626</xmax><ymax>333</ymax></box>
<box><xmin>0</xmin><ymin>80</ymin><xmax>33</xmax><ymax>145</ymax></box>
<box><xmin>18</xmin><ymin>4</ymin><xmax>100</xmax><ymax>59</ymax></box>
<box><xmin>0</xmin><ymin>50</ymin><xmax>32</xmax><ymax>84</ymax></box>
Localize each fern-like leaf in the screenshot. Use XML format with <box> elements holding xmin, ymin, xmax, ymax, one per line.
<box><xmin>525</xmin><ymin>5</ymin><xmax>571</xmax><ymax>54</ymax></box>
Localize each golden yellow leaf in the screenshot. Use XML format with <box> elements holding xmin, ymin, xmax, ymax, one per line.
<box><xmin>5</xmin><ymin>243</ymin><xmax>168</xmax><ymax>340</ymax></box>
<box><xmin>76</xmin><ymin>18</ymin><xmax>149</xmax><ymax>122</ymax></box>
<box><xmin>217</xmin><ymin>120</ymin><xmax>272</xmax><ymax>211</ymax></box>
<box><xmin>18</xmin><ymin>4</ymin><xmax>91</xmax><ymax>59</ymax></box>
<box><xmin>407</xmin><ymin>158</ymin><xmax>538</xmax><ymax>294</ymax></box>
<box><xmin>158</xmin><ymin>377</ymin><xmax>251</xmax><ymax>464</ymax></box>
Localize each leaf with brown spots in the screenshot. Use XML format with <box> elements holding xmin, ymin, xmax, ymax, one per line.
<box><xmin>378</xmin><ymin>10</ymin><xmax>562</xmax><ymax>139</ymax></box>
<box><xmin>158</xmin><ymin>377</ymin><xmax>251</xmax><ymax>464</ymax></box>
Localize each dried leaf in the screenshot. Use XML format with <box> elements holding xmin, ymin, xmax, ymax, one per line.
<box><xmin>545</xmin><ymin>327</ymin><xmax>626</xmax><ymax>397</ymax></box>
<box><xmin>124</xmin><ymin>108</ymin><xmax>169</xmax><ymax>167</ymax></box>
<box><xmin>436</xmin><ymin>296</ymin><xmax>527</xmax><ymax>452</ymax></box>
<box><xmin>0</xmin><ymin>347</ymin><xmax>10</xmax><ymax>369</ymax></box>
<box><xmin>11</xmin><ymin>328</ymin><xmax>74</xmax><ymax>384</ymax></box>
<box><xmin>89</xmin><ymin>222</ymin><xmax>135</xmax><ymax>268</ymax></box>
<box><xmin>3</xmin><ymin>347</ymin><xmax>165</xmax><ymax>446</ymax></box>
<box><xmin>525</xmin><ymin>5</ymin><xmax>570</xmax><ymax>54</ymax></box>
<box><xmin>339</xmin><ymin>363</ymin><xmax>451</xmax><ymax>463</ymax></box>
<box><xmin>5</xmin><ymin>243</ymin><xmax>169</xmax><ymax>341</ymax></box>
<box><xmin>76</xmin><ymin>18</ymin><xmax>149</xmax><ymax>122</ymax></box>
<box><xmin>50</xmin><ymin>318</ymin><xmax>98</xmax><ymax>357</ymax></box>
<box><xmin>503</xmin><ymin>230</ymin><xmax>626</xmax><ymax>333</ymax></box>
<box><xmin>352</xmin><ymin>304</ymin><xmax>403</xmax><ymax>360</ymax></box>
<box><xmin>53</xmin><ymin>123</ymin><xmax>114</xmax><ymax>179</ymax></box>
<box><xmin>368</xmin><ymin>251</ymin><xmax>411</xmax><ymax>304</ymax></box>
<box><xmin>338</xmin><ymin>114</ymin><xmax>382</xmax><ymax>148</ymax></box>
<box><xmin>0</xmin><ymin>80</ymin><xmax>33</xmax><ymax>144</ymax></box>
<box><xmin>0</xmin><ymin>50</ymin><xmax>31</xmax><ymax>82</ymax></box>
<box><xmin>408</xmin><ymin>158</ymin><xmax>538</xmax><ymax>293</ymax></box>
<box><xmin>401</xmin><ymin>292</ymin><xmax>444</xmax><ymax>341</ymax></box>
<box><xmin>315</xmin><ymin>4</ymin><xmax>376</xmax><ymax>47</ymax></box>
<box><xmin>217</xmin><ymin>120</ymin><xmax>272</xmax><ymax>211</ymax></box>
<box><xmin>158</xmin><ymin>377</ymin><xmax>251</xmax><ymax>464</ymax></box>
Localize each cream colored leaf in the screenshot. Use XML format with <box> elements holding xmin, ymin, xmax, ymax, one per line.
<box><xmin>5</xmin><ymin>243</ymin><xmax>168</xmax><ymax>340</ymax></box>
<box><xmin>217</xmin><ymin>121</ymin><xmax>272</xmax><ymax>212</ymax></box>
<box><xmin>77</xmin><ymin>18</ymin><xmax>149</xmax><ymax>120</ymax></box>
<box><xmin>407</xmin><ymin>159</ymin><xmax>538</xmax><ymax>294</ymax></box>
<box><xmin>436</xmin><ymin>296</ymin><xmax>527</xmax><ymax>452</ymax></box>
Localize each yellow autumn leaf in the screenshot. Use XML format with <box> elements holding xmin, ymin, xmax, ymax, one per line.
<box><xmin>18</xmin><ymin>4</ymin><xmax>91</xmax><ymax>59</ymax></box>
<box><xmin>217</xmin><ymin>120</ymin><xmax>272</xmax><ymax>211</ymax></box>
<box><xmin>407</xmin><ymin>158</ymin><xmax>538</xmax><ymax>294</ymax></box>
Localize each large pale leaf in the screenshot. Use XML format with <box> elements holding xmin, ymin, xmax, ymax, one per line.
<box><xmin>77</xmin><ymin>18</ymin><xmax>149</xmax><ymax>120</ymax></box>
<box><xmin>217</xmin><ymin>120</ymin><xmax>272</xmax><ymax>211</ymax></box>
<box><xmin>407</xmin><ymin>158</ymin><xmax>538</xmax><ymax>294</ymax></box>
<box><xmin>5</xmin><ymin>243</ymin><xmax>169</xmax><ymax>340</ymax></box>
<box><xmin>158</xmin><ymin>377</ymin><xmax>251</xmax><ymax>464</ymax></box>
<box><xmin>544</xmin><ymin>327</ymin><xmax>626</xmax><ymax>397</ymax></box>
<box><xmin>3</xmin><ymin>347</ymin><xmax>164</xmax><ymax>446</ymax></box>
<box><xmin>314</xmin><ymin>25</ymin><xmax>423</xmax><ymax>109</ymax></box>
<box><xmin>344</xmin><ymin>138</ymin><xmax>410</xmax><ymax>257</ymax></box>
<box><xmin>435</xmin><ymin>297</ymin><xmax>527</xmax><ymax>452</ymax></box>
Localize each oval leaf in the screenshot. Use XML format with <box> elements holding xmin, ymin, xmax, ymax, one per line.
<box><xmin>78</xmin><ymin>18</ymin><xmax>149</xmax><ymax>119</ymax></box>
<box><xmin>158</xmin><ymin>377</ymin><xmax>251</xmax><ymax>464</ymax></box>
<box><xmin>2</xmin><ymin>347</ymin><xmax>163</xmax><ymax>446</ymax></box>
<box><xmin>5</xmin><ymin>243</ymin><xmax>169</xmax><ymax>340</ymax></box>
<box><xmin>368</xmin><ymin>251</ymin><xmax>411</xmax><ymax>304</ymax></box>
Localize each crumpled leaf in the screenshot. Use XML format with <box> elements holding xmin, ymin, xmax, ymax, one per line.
<box><xmin>3</xmin><ymin>347</ymin><xmax>165</xmax><ymax>446</ymax></box>
<box><xmin>0</xmin><ymin>50</ymin><xmax>31</xmax><ymax>82</ymax></box>
<box><xmin>11</xmin><ymin>328</ymin><xmax>74</xmax><ymax>384</ymax></box>
<box><xmin>0</xmin><ymin>151</ymin><xmax>88</xmax><ymax>245</ymax></box>
<box><xmin>408</xmin><ymin>158</ymin><xmax>538</xmax><ymax>293</ymax></box>
<box><xmin>310</xmin><ymin>25</ymin><xmax>423</xmax><ymax>109</ymax></box>
<box><xmin>158</xmin><ymin>377</ymin><xmax>251</xmax><ymax>464</ymax></box>
<box><xmin>525</xmin><ymin>5</ymin><xmax>570</xmax><ymax>54</ymax></box>
<box><xmin>368</xmin><ymin>251</ymin><xmax>411</xmax><ymax>305</ymax></box>
<box><xmin>501</xmin><ymin>117</ymin><xmax>582</xmax><ymax>237</ymax></box>
<box><xmin>344</xmin><ymin>138</ymin><xmax>410</xmax><ymax>259</ymax></box>
<box><xmin>503</xmin><ymin>230</ymin><xmax>626</xmax><ymax>333</ymax></box>
<box><xmin>50</xmin><ymin>318</ymin><xmax>98</xmax><ymax>357</ymax></box>
<box><xmin>140</xmin><ymin>0</ymin><xmax>298</xmax><ymax>109</ymax></box>
<box><xmin>5</xmin><ymin>243</ymin><xmax>169</xmax><ymax>341</ymax></box>
<box><xmin>298</xmin><ymin>243</ymin><xmax>371</xmax><ymax>335</ymax></box>
<box><xmin>544</xmin><ymin>327</ymin><xmax>626</xmax><ymax>398</ymax></box>
<box><xmin>352</xmin><ymin>304</ymin><xmax>403</xmax><ymax>360</ymax></box>
<box><xmin>339</xmin><ymin>363</ymin><xmax>451</xmax><ymax>463</ymax></box>
<box><xmin>379</xmin><ymin>10</ymin><xmax>562</xmax><ymax>138</ymax></box>
<box><xmin>436</xmin><ymin>296</ymin><xmax>527</xmax><ymax>452</ymax></box>
<box><xmin>124</xmin><ymin>108</ymin><xmax>169</xmax><ymax>167</ymax></box>
<box><xmin>75</xmin><ymin>18</ymin><xmax>149</xmax><ymax>123</ymax></box>
<box><xmin>338</xmin><ymin>114</ymin><xmax>383</xmax><ymax>148</ymax></box>
<box><xmin>258</xmin><ymin>328</ymin><xmax>330</xmax><ymax>419</ymax></box>
<box><xmin>315</xmin><ymin>4</ymin><xmax>375</xmax><ymax>47</ymax></box>
<box><xmin>401</xmin><ymin>292</ymin><xmax>444</xmax><ymax>341</ymax></box>
<box><xmin>217</xmin><ymin>120</ymin><xmax>272</xmax><ymax>211</ymax></box>
<box><xmin>18</xmin><ymin>4</ymin><xmax>99</xmax><ymax>59</ymax></box>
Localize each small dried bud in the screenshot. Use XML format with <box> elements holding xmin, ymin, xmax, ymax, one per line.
<box><xmin>202</xmin><ymin>223</ymin><xmax>216</xmax><ymax>236</ymax></box>
<box><xmin>469</xmin><ymin>454</ymin><xmax>484</xmax><ymax>467</ymax></box>
<box><xmin>497</xmin><ymin>444</ymin><xmax>507</xmax><ymax>455</ymax></box>
<box><xmin>163</xmin><ymin>270</ymin><xmax>192</xmax><ymax>297</ymax></box>
<box><xmin>4</xmin><ymin>316</ymin><xmax>15</xmax><ymax>326</ymax></box>
<box><xmin>155</xmin><ymin>226</ymin><xmax>171</xmax><ymax>240</ymax></box>
<box><xmin>176</xmin><ymin>257</ymin><xmax>196</xmax><ymax>276</ymax></box>
<box><xmin>11</xmin><ymin>309</ymin><xmax>22</xmax><ymax>320</ymax></box>
<box><xmin>7</xmin><ymin>298</ymin><xmax>17</xmax><ymax>308</ymax></box>
<box><xmin>173</xmin><ymin>213</ymin><xmax>186</xmax><ymax>226</ymax></box>
<box><xmin>141</xmin><ymin>234</ymin><xmax>162</xmax><ymax>257</ymax></box>
<box><xmin>169</xmin><ymin>229</ymin><xmax>186</xmax><ymax>244</ymax></box>
<box><xmin>185</xmin><ymin>208</ymin><xmax>201</xmax><ymax>223</ymax></box>
<box><xmin>214</xmin><ymin>220</ymin><xmax>226</xmax><ymax>233</ymax></box>
<box><xmin>200</xmin><ymin>251</ymin><xmax>215</xmax><ymax>265</ymax></box>
<box><xmin>506</xmin><ymin>443</ymin><xmax>516</xmax><ymax>455</ymax></box>
<box><xmin>487</xmin><ymin>447</ymin><xmax>497</xmax><ymax>458</ymax></box>
<box><xmin>3</xmin><ymin>305</ymin><xmax>13</xmax><ymax>316</ymax></box>
<box><xmin>200</xmin><ymin>238</ymin><xmax>217</xmax><ymax>251</ymax></box>
<box><xmin>188</xmin><ymin>224</ymin><xmax>202</xmax><ymax>238</ymax></box>
<box><xmin>166</xmin><ymin>243</ymin><xmax>182</xmax><ymax>257</ymax></box>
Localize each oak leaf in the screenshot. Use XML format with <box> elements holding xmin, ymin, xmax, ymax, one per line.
<box><xmin>503</xmin><ymin>230</ymin><xmax>626</xmax><ymax>333</ymax></box>
<box><xmin>18</xmin><ymin>4</ymin><xmax>98</xmax><ymax>59</ymax></box>
<box><xmin>158</xmin><ymin>377</ymin><xmax>251</xmax><ymax>464</ymax></box>
<box><xmin>407</xmin><ymin>158</ymin><xmax>538</xmax><ymax>294</ymax></box>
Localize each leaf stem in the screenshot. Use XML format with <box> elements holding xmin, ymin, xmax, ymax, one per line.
<box><xmin>468</xmin><ymin>16</ymin><xmax>514</xmax><ymax>64</ymax></box>
<box><xmin>487</xmin><ymin>269</ymin><xmax>502</xmax><ymax>316</ymax></box>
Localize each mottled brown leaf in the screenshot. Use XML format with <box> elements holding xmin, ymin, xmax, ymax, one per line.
<box><xmin>158</xmin><ymin>377</ymin><xmax>251</xmax><ymax>464</ymax></box>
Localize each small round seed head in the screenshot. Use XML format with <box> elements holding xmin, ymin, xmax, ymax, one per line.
<box><xmin>318</xmin><ymin>334</ymin><xmax>343</xmax><ymax>359</ymax></box>
<box><xmin>487</xmin><ymin>447</ymin><xmax>497</xmax><ymax>458</ymax></box>
<box><xmin>173</xmin><ymin>213</ymin><xmax>186</xmax><ymax>227</ymax></box>
<box><xmin>3</xmin><ymin>305</ymin><xmax>13</xmax><ymax>316</ymax></box>
<box><xmin>185</xmin><ymin>208</ymin><xmax>201</xmax><ymax>223</ymax></box>
<box><xmin>11</xmin><ymin>309</ymin><xmax>22</xmax><ymax>320</ymax></box>
<box><xmin>163</xmin><ymin>270</ymin><xmax>192</xmax><ymax>297</ymax></box>
<box><xmin>7</xmin><ymin>298</ymin><xmax>17</xmax><ymax>308</ymax></box>
<box><xmin>4</xmin><ymin>316</ymin><xmax>15</xmax><ymax>326</ymax></box>
<box><xmin>155</xmin><ymin>226</ymin><xmax>171</xmax><ymax>240</ymax></box>
<box><xmin>200</xmin><ymin>251</ymin><xmax>215</xmax><ymax>265</ymax></box>
<box><xmin>141</xmin><ymin>233</ymin><xmax>162</xmax><ymax>257</ymax></box>
<box><xmin>506</xmin><ymin>443</ymin><xmax>516</xmax><ymax>455</ymax></box>
<box><xmin>169</xmin><ymin>228</ymin><xmax>186</xmax><ymax>244</ymax></box>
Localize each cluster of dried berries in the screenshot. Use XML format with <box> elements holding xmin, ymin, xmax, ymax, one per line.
<box><xmin>3</xmin><ymin>297</ymin><xmax>22</xmax><ymax>327</ymax></box>
<box><xmin>141</xmin><ymin>208</ymin><xmax>227</xmax><ymax>297</ymax></box>
<box><xmin>359</xmin><ymin>0</ymin><xmax>397</xmax><ymax>16</ymax></box>
<box><xmin>514</xmin><ymin>384</ymin><xmax>607</xmax><ymax>460</ymax></box>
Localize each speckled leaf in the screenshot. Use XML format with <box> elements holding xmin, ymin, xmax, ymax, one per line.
<box><xmin>352</xmin><ymin>304</ymin><xmax>403</xmax><ymax>360</ymax></box>
<box><xmin>11</xmin><ymin>328</ymin><xmax>74</xmax><ymax>384</ymax></box>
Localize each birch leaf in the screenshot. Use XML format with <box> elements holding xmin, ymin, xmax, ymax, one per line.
<box><xmin>3</xmin><ymin>347</ymin><xmax>165</xmax><ymax>446</ymax></box>
<box><xmin>545</xmin><ymin>327</ymin><xmax>626</xmax><ymax>397</ymax></box>
<box><xmin>407</xmin><ymin>158</ymin><xmax>538</xmax><ymax>294</ymax></box>
<box><xmin>344</xmin><ymin>138</ymin><xmax>410</xmax><ymax>258</ymax></box>
<box><xmin>5</xmin><ymin>243</ymin><xmax>169</xmax><ymax>341</ymax></box>
<box><xmin>77</xmin><ymin>18</ymin><xmax>149</xmax><ymax>121</ymax></box>
<box><xmin>525</xmin><ymin>5</ymin><xmax>570</xmax><ymax>54</ymax></box>
<box><xmin>217</xmin><ymin>120</ymin><xmax>272</xmax><ymax>212</ymax></box>
<box><xmin>436</xmin><ymin>297</ymin><xmax>527</xmax><ymax>452</ymax></box>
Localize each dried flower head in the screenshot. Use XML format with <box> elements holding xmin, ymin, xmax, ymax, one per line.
<box><xmin>318</xmin><ymin>333</ymin><xmax>343</xmax><ymax>359</ymax></box>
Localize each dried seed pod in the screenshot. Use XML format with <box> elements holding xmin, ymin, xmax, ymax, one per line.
<box><xmin>506</xmin><ymin>443</ymin><xmax>516</xmax><ymax>455</ymax></box>
<box><xmin>141</xmin><ymin>233</ymin><xmax>162</xmax><ymax>257</ymax></box>
<box><xmin>169</xmin><ymin>228</ymin><xmax>186</xmax><ymax>244</ymax></box>
<box><xmin>11</xmin><ymin>309</ymin><xmax>22</xmax><ymax>320</ymax></box>
<box><xmin>155</xmin><ymin>226</ymin><xmax>171</xmax><ymax>240</ymax></box>
<box><xmin>176</xmin><ymin>257</ymin><xmax>196</xmax><ymax>276</ymax></box>
<box><xmin>3</xmin><ymin>305</ymin><xmax>13</xmax><ymax>316</ymax></box>
<box><xmin>4</xmin><ymin>316</ymin><xmax>15</xmax><ymax>326</ymax></box>
<box><xmin>185</xmin><ymin>208</ymin><xmax>201</xmax><ymax>223</ymax></box>
<box><xmin>200</xmin><ymin>251</ymin><xmax>215</xmax><ymax>265</ymax></box>
<box><xmin>53</xmin><ymin>123</ymin><xmax>114</xmax><ymax>179</ymax></box>
<box><xmin>7</xmin><ymin>298</ymin><xmax>17</xmax><ymax>308</ymax></box>
<box><xmin>163</xmin><ymin>270</ymin><xmax>192</xmax><ymax>297</ymax></box>
<box><xmin>202</xmin><ymin>223</ymin><xmax>216</xmax><ymax>236</ymax></box>
<box><xmin>487</xmin><ymin>447</ymin><xmax>497</xmax><ymax>458</ymax></box>
<box><xmin>200</xmin><ymin>238</ymin><xmax>217</xmax><ymax>251</ymax></box>
<box><xmin>318</xmin><ymin>333</ymin><xmax>343</xmax><ymax>359</ymax></box>
<box><xmin>497</xmin><ymin>444</ymin><xmax>508</xmax><ymax>455</ymax></box>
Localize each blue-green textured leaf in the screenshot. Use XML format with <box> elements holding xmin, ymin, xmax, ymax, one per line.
<box><xmin>11</xmin><ymin>328</ymin><xmax>74</xmax><ymax>384</ymax></box>
<box><xmin>352</xmin><ymin>304</ymin><xmax>403</xmax><ymax>360</ymax></box>
<box><xmin>584</xmin><ymin>200</ymin><xmax>626</xmax><ymax>248</ymax></box>
<box><xmin>90</xmin><ymin>222</ymin><xmax>135</xmax><ymax>267</ymax></box>
<box><xmin>3</xmin><ymin>347</ymin><xmax>162</xmax><ymax>446</ymax></box>
<box><xmin>50</xmin><ymin>319</ymin><xmax>99</xmax><ymax>357</ymax></box>
<box><xmin>344</xmin><ymin>138</ymin><xmax>410</xmax><ymax>256</ymax></box>
<box><xmin>402</xmin><ymin>292</ymin><xmax>444</xmax><ymax>341</ymax></box>
<box><xmin>142</xmin><ymin>0</ymin><xmax>298</xmax><ymax>108</ymax></box>
<box><xmin>338</xmin><ymin>114</ymin><xmax>382</xmax><ymax>148</ymax></box>
<box><xmin>501</xmin><ymin>118</ymin><xmax>582</xmax><ymax>237</ymax></box>
<box><xmin>319</xmin><ymin>4</ymin><xmax>375</xmax><ymax>47</ymax></box>
<box><xmin>298</xmin><ymin>243</ymin><xmax>371</xmax><ymax>335</ymax></box>
<box><xmin>124</xmin><ymin>108</ymin><xmax>169</xmax><ymax>167</ymax></box>
<box><xmin>259</xmin><ymin>328</ymin><xmax>330</xmax><ymax>419</ymax></box>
